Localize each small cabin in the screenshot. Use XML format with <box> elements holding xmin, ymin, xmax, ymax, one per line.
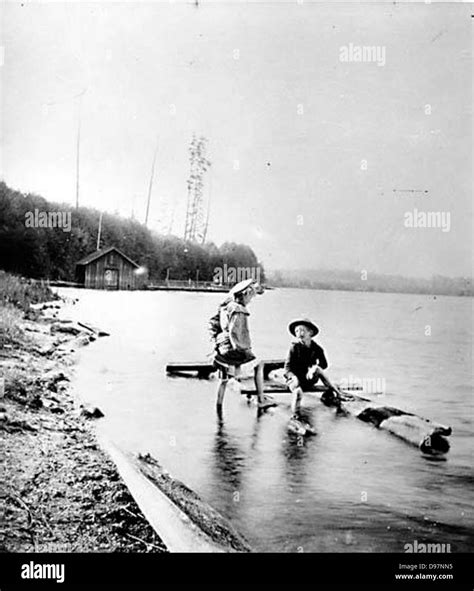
<box><xmin>76</xmin><ymin>246</ymin><xmax>139</xmax><ymax>290</ymax></box>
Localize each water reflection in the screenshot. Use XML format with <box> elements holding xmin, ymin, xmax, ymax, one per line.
<box><xmin>251</xmin><ymin>406</ymin><xmax>269</xmax><ymax>451</ymax></box>
<box><xmin>210</xmin><ymin>412</ymin><xmax>247</xmax><ymax>519</ymax></box>
<box><xmin>280</xmin><ymin>407</ymin><xmax>318</xmax><ymax>494</ymax></box>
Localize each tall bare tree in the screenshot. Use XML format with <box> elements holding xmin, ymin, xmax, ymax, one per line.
<box><xmin>184</xmin><ymin>135</ymin><xmax>211</xmax><ymax>243</ymax></box>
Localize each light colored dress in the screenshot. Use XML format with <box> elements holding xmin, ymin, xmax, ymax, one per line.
<box><xmin>215</xmin><ymin>300</ymin><xmax>256</xmax><ymax>367</ymax></box>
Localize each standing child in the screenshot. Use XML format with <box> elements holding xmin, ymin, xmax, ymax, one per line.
<box><xmin>210</xmin><ymin>279</ymin><xmax>277</xmax><ymax>413</ymax></box>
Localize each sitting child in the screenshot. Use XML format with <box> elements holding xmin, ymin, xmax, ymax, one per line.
<box><xmin>284</xmin><ymin>317</ymin><xmax>341</xmax><ymax>421</ymax></box>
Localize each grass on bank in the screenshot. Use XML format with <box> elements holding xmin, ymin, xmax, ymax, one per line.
<box><xmin>0</xmin><ymin>270</ymin><xmax>56</xmax><ymax>312</ymax></box>
<box><xmin>0</xmin><ymin>270</ymin><xmax>57</xmax><ymax>348</ymax></box>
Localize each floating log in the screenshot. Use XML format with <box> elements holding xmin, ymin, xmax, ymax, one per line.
<box><xmin>353</xmin><ymin>404</ymin><xmax>451</xmax><ymax>455</ymax></box>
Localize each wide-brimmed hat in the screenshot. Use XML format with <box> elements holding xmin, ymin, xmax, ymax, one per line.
<box><xmin>288</xmin><ymin>317</ymin><xmax>319</xmax><ymax>337</ymax></box>
<box><xmin>229</xmin><ymin>278</ymin><xmax>258</xmax><ymax>297</ymax></box>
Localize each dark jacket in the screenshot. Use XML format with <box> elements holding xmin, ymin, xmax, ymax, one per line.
<box><xmin>284</xmin><ymin>340</ymin><xmax>328</xmax><ymax>383</ymax></box>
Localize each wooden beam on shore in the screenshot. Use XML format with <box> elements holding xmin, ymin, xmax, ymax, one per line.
<box><xmin>98</xmin><ymin>436</ymin><xmax>251</xmax><ymax>552</ymax></box>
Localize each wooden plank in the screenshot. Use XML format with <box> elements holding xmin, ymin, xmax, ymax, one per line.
<box><xmin>77</xmin><ymin>321</ymin><xmax>110</xmax><ymax>337</ymax></box>
<box><xmin>166</xmin><ymin>361</ymin><xmax>213</xmax><ymax>371</ymax></box>
<box><xmin>240</xmin><ymin>382</ymin><xmax>363</xmax><ymax>395</ymax></box>
<box><xmin>165</xmin><ymin>362</ymin><xmax>215</xmax><ymax>379</ymax></box>
<box><xmin>166</xmin><ymin>359</ymin><xmax>285</xmax><ymax>379</ymax></box>
<box><xmin>261</xmin><ymin>360</ymin><xmax>285</xmax><ymax>379</ymax></box>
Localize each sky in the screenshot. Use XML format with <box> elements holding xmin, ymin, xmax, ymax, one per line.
<box><xmin>1</xmin><ymin>1</ymin><xmax>472</xmax><ymax>277</ymax></box>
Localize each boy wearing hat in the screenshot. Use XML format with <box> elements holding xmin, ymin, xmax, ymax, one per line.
<box><xmin>213</xmin><ymin>279</ymin><xmax>277</xmax><ymax>412</ymax></box>
<box><xmin>284</xmin><ymin>318</ymin><xmax>341</xmax><ymax>420</ymax></box>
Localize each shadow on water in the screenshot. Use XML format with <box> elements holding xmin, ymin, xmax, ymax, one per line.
<box><xmin>280</xmin><ymin>408</ymin><xmax>315</xmax><ymax>490</ymax></box>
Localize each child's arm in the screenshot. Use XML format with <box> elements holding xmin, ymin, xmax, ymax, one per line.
<box><xmin>284</xmin><ymin>344</ymin><xmax>297</xmax><ymax>378</ymax></box>
<box><xmin>318</xmin><ymin>348</ymin><xmax>329</xmax><ymax>370</ymax></box>
<box><xmin>306</xmin><ymin>361</ymin><xmax>319</xmax><ymax>381</ymax></box>
<box><xmin>307</xmin><ymin>347</ymin><xmax>329</xmax><ymax>379</ymax></box>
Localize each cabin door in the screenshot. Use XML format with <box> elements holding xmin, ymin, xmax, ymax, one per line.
<box><xmin>104</xmin><ymin>268</ymin><xmax>119</xmax><ymax>290</ymax></box>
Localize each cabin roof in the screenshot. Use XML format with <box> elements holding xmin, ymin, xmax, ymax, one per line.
<box><xmin>76</xmin><ymin>246</ymin><xmax>139</xmax><ymax>268</ymax></box>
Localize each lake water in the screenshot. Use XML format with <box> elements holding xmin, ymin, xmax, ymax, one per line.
<box><xmin>59</xmin><ymin>287</ymin><xmax>473</xmax><ymax>552</ymax></box>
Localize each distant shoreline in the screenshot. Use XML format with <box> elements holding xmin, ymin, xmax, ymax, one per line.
<box><xmin>267</xmin><ymin>270</ymin><xmax>472</xmax><ymax>298</ymax></box>
<box><xmin>267</xmin><ymin>284</ymin><xmax>472</xmax><ymax>298</ymax></box>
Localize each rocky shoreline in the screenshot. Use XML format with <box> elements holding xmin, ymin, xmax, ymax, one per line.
<box><xmin>1</xmin><ymin>299</ymin><xmax>167</xmax><ymax>553</ymax></box>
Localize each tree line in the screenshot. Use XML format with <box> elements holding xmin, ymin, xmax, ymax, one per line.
<box><xmin>267</xmin><ymin>268</ymin><xmax>472</xmax><ymax>297</ymax></box>
<box><xmin>0</xmin><ymin>182</ymin><xmax>265</xmax><ymax>284</ymax></box>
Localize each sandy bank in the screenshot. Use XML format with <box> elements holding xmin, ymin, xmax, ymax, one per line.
<box><xmin>1</xmin><ymin>300</ymin><xmax>167</xmax><ymax>553</ymax></box>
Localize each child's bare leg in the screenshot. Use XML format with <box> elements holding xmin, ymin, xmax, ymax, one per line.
<box><xmin>287</xmin><ymin>375</ymin><xmax>303</xmax><ymax>416</ymax></box>
<box><xmin>316</xmin><ymin>368</ymin><xmax>341</xmax><ymax>394</ymax></box>
<box><xmin>254</xmin><ymin>362</ymin><xmax>264</xmax><ymax>403</ymax></box>
<box><xmin>316</xmin><ymin>368</ymin><xmax>347</xmax><ymax>412</ymax></box>
<box><xmin>216</xmin><ymin>380</ymin><xmax>227</xmax><ymax>408</ymax></box>
<box><xmin>216</xmin><ymin>368</ymin><xmax>229</xmax><ymax>409</ymax></box>
<box><xmin>291</xmin><ymin>386</ymin><xmax>304</xmax><ymax>416</ymax></box>
<box><xmin>254</xmin><ymin>362</ymin><xmax>277</xmax><ymax>409</ymax></box>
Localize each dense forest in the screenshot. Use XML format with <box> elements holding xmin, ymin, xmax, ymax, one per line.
<box><xmin>0</xmin><ymin>182</ymin><xmax>265</xmax><ymax>284</ymax></box>
<box><xmin>1</xmin><ymin>182</ymin><xmax>470</xmax><ymax>296</ymax></box>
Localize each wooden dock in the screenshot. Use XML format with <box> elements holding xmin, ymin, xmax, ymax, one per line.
<box><xmin>166</xmin><ymin>359</ymin><xmax>285</xmax><ymax>380</ymax></box>
<box><xmin>165</xmin><ymin>362</ymin><xmax>451</xmax><ymax>455</ymax></box>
